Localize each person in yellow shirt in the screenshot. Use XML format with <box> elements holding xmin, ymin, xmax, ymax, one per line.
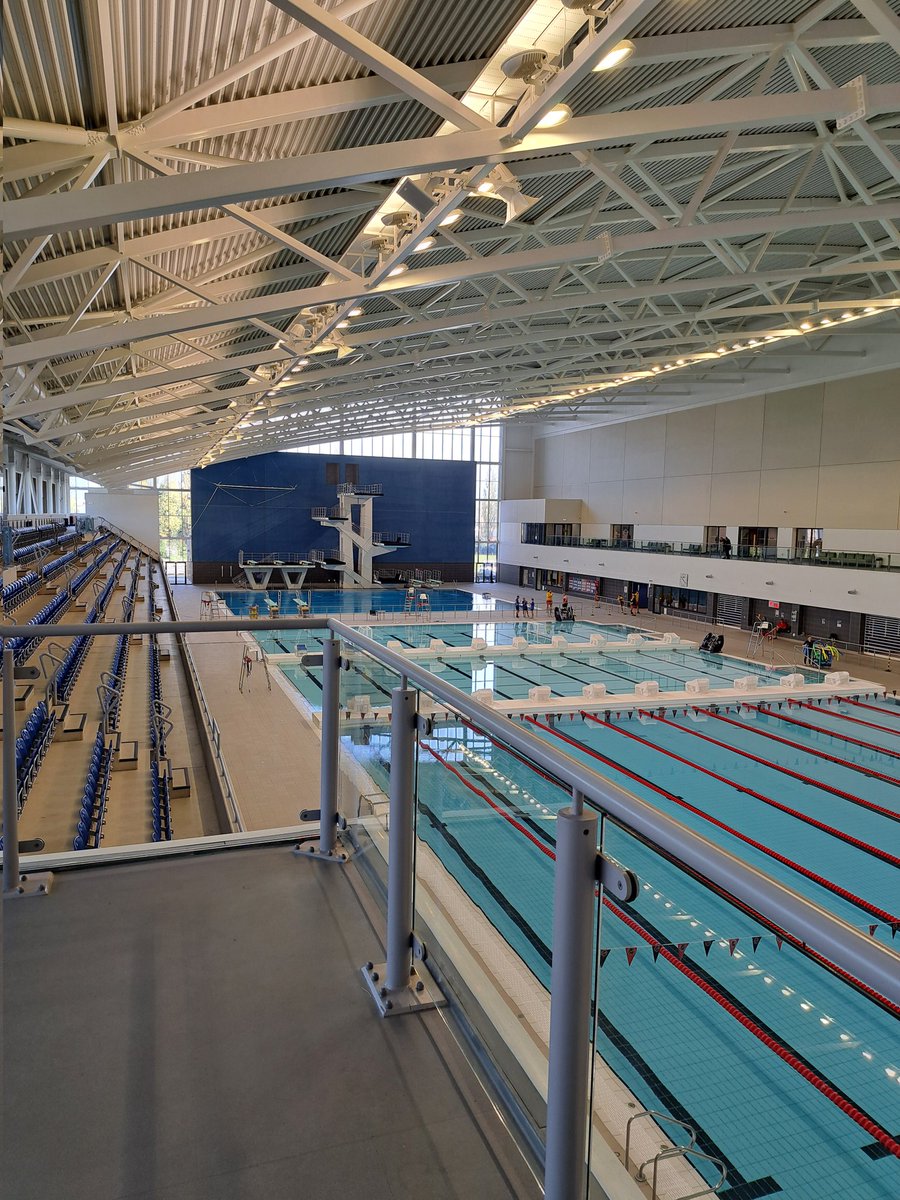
<box><xmin>545</xmin><ymin>589</ymin><xmax>553</xmax><ymax>614</ymax></box>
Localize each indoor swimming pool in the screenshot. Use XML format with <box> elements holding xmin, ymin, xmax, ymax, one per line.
<box><xmin>350</xmin><ymin>697</ymin><xmax>900</xmax><ymax>1200</ymax></box>
<box><xmin>217</xmin><ymin>586</ymin><xmax>507</xmax><ymax>615</ymax></box>
<box><xmin>247</xmin><ymin>617</ymin><xmax>825</xmax><ymax>711</ymax></box>
<box><xmin>233</xmin><ymin>605</ymin><xmax>897</xmax><ymax>1194</ymax></box>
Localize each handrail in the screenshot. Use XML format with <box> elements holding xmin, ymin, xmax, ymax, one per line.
<box><xmin>97</xmin><ymin>519</ymin><xmax>158</xmax><ymax>561</ymax></box>
<box><xmin>1</xmin><ymin>610</ymin><xmax>897</xmax><ymax>1004</ymax></box>
<box><xmin>519</xmin><ymin>532</ymin><xmax>899</xmax><ymax>571</ymax></box>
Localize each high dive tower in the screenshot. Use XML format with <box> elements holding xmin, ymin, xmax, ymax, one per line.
<box><xmin>311</xmin><ymin>483</ymin><xmax>409</xmax><ymax>587</ymax></box>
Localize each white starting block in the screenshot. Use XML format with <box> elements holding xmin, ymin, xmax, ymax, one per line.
<box><xmin>582</xmin><ymin>683</ymin><xmax>607</xmax><ymax>700</ymax></box>
<box><xmin>662</xmin><ymin>633</ymin><xmax>681</xmax><ymax>644</ymax></box>
<box><xmin>473</xmin><ymin>689</ymin><xmax>494</xmax><ymax>706</ymax></box>
<box><xmin>347</xmin><ymin>695</ymin><xmax>372</xmax><ymax>715</ymax></box>
<box><xmin>470</xmin><ymin>637</ymin><xmax>487</xmax><ymax>651</ymax></box>
<box><xmin>529</xmin><ymin>685</ymin><xmax>552</xmax><ymax>702</ymax></box>
<box><xmin>686</xmin><ymin>678</ymin><xmax>710</xmax><ymax>695</ymax></box>
<box><xmin>589</xmin><ymin>634</ymin><xmax>607</xmax><ymax>647</ymax></box>
<box><xmin>734</xmin><ymin>676</ymin><xmax>759</xmax><ymax>692</ymax></box>
<box><xmin>627</xmin><ymin>634</ymin><xmax>644</xmax><ymax>645</ymax></box>
<box><xmin>824</xmin><ymin>671</ymin><xmax>851</xmax><ymax>685</ymax></box>
<box><xmin>780</xmin><ymin>673</ymin><xmax>805</xmax><ymax>689</ymax></box>
<box><xmin>635</xmin><ymin>680</ymin><xmax>660</xmax><ymax>698</ymax></box>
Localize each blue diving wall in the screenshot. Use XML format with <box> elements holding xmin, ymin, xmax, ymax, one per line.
<box><xmin>191</xmin><ymin>451</ymin><xmax>476</xmax><ymax>567</ymax></box>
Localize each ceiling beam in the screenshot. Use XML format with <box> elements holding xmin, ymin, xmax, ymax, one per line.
<box><xmin>10</xmin><ymin>86</ymin><xmax>900</xmax><ymax>241</ymax></box>
<box><xmin>9</xmin><ymin>199</ymin><xmax>900</xmax><ymax>367</ymax></box>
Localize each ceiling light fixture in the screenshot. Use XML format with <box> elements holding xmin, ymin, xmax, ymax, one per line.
<box><xmin>415</xmin><ymin>236</ymin><xmax>436</xmax><ymax>251</ymax></box>
<box><xmin>439</xmin><ymin>209</ymin><xmax>463</xmax><ymax>226</ymax></box>
<box><xmin>592</xmin><ymin>39</ymin><xmax>635</xmax><ymax>72</ymax></box>
<box><xmin>536</xmin><ymin>103</ymin><xmax>572</xmax><ymax>129</ymax></box>
<box><xmin>348</xmin><ymin>307</ymin><xmax>363</xmax><ymax>317</ymax></box>
<box><xmin>388</xmin><ymin>264</ymin><xmax>408</xmax><ymax>277</ymax></box>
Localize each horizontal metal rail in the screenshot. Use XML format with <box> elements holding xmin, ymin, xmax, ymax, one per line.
<box><xmin>1</xmin><ymin>612</ymin><xmax>898</xmax><ymax>1006</ymax></box>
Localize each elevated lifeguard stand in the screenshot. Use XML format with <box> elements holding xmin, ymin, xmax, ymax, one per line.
<box><xmin>311</xmin><ymin>483</ymin><xmax>409</xmax><ymax>587</ymax></box>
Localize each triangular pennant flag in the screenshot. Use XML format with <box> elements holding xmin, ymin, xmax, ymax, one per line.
<box><xmin>868</xmin><ymin>924</ymin><xmax>878</xmax><ymax>937</ymax></box>
<box><xmin>598</xmin><ymin>948</ymin><xmax>610</xmax><ymax>968</ymax></box>
<box><xmin>703</xmin><ymin>939</ymin><xmax>713</xmax><ymax>957</ymax></box>
<box><xmin>676</xmin><ymin>943</ymin><xmax>688</xmax><ymax>959</ymax></box>
<box><xmin>891</xmin><ymin>923</ymin><xmax>898</xmax><ymax>940</ymax></box>
<box><xmin>625</xmin><ymin>946</ymin><xmax>638</xmax><ymax>966</ymax></box>
<box><xmin>775</xmin><ymin>936</ymin><xmax>783</xmax><ymax>951</ymax></box>
<box><xmin>652</xmin><ymin>945</ymin><xmax>661</xmax><ymax>963</ymax></box>
<box><xmin>728</xmin><ymin>938</ymin><xmax>739</xmax><ymax>956</ymax></box>
<box><xmin>752</xmin><ymin>936</ymin><xmax>762</xmax><ymax>952</ymax></box>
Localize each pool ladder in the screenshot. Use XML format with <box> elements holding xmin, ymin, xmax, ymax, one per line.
<box><xmin>625</xmin><ymin>1110</ymin><xmax>727</xmax><ymax>1200</ymax></box>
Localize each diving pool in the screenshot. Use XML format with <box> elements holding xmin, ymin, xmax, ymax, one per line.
<box><xmin>217</xmin><ymin>586</ymin><xmax>507</xmax><ymax>615</ymax></box>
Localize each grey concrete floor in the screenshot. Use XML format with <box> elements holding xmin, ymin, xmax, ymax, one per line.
<box><xmin>4</xmin><ymin>844</ymin><xmax>539</xmax><ymax>1200</ymax></box>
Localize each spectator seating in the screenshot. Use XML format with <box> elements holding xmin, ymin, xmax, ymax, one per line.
<box><xmin>72</xmin><ymin>727</ymin><xmax>114</xmax><ymax>851</ymax></box>
<box><xmin>15</xmin><ymin>700</ymin><xmax>57</xmax><ymax>812</ymax></box>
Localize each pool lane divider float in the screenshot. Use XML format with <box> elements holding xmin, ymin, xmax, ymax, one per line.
<box><xmin>419</xmin><ymin>740</ymin><xmax>900</xmax><ymax>1162</ymax></box>
<box><xmin>455</xmin><ymin>717</ymin><xmax>900</xmax><ymax>1017</ymax></box>
<box><xmin>583</xmin><ymin>711</ymin><xmax>900</xmax><ymax>868</ymax></box>
<box><xmin>522</xmin><ymin>715</ymin><xmax>899</xmax><ymax>928</ymax></box>
<box><xmin>798</xmin><ymin>699</ymin><xmax>900</xmax><ymax>738</ymax></box>
<box><xmin>761</xmin><ymin>706</ymin><xmax>900</xmax><ymax>760</ymax></box>
<box><xmin>634</xmin><ymin>713</ymin><xmax>900</xmax><ymax>824</ymax></box>
<box><xmin>707</xmin><ymin>710</ymin><xmax>900</xmax><ymax>790</ymax></box>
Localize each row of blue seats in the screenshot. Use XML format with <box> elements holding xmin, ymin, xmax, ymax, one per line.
<box><xmin>13</xmin><ymin>528</ymin><xmax>79</xmax><ymax>564</ymax></box>
<box><xmin>7</xmin><ymin>540</ymin><xmax>122</xmax><ymax>666</ymax></box>
<box><xmin>53</xmin><ymin>549</ymin><xmax>131</xmax><ymax>702</ymax></box>
<box><xmin>72</xmin><ymin>729</ymin><xmax>112</xmax><ymax>851</ymax></box>
<box><xmin>150</xmin><ymin>768</ymin><xmax>173</xmax><ymax>841</ymax></box>
<box><xmin>11</xmin><ymin>521</ymin><xmax>67</xmax><ymax>549</ymax></box>
<box><xmin>148</xmin><ymin>634</ymin><xmax>166</xmax><ymax>754</ymax></box>
<box><xmin>2</xmin><ymin>569</ymin><xmax>40</xmax><ymax>611</ymax></box>
<box><xmin>16</xmin><ymin>701</ymin><xmax>57</xmax><ymax>810</ymax></box>
<box><xmin>107</xmin><ymin>635</ymin><xmax>130</xmax><ymax>729</ymax></box>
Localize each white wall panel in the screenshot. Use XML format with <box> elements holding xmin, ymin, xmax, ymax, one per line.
<box><xmin>624</xmin><ymin>416</ymin><xmax>666</xmax><ymax>480</ymax></box>
<box><xmin>664</xmin><ymin>406</ymin><xmax>715</xmax><ymax>475</ymax></box>
<box><xmin>662</xmin><ymin>473</ymin><xmax>712</xmax><ymax>525</ymax></box>
<box><xmin>757</xmin><ymin>467</ymin><xmax>820</xmax><ymax>526</ymax></box>
<box><xmin>712</xmin><ymin>397</ymin><xmax>765</xmax><ymax>473</ymax></box>
<box><xmin>761</xmin><ymin>384</ymin><xmax>824</xmax><ymax>470</ymax></box>
<box><xmin>710</xmin><ymin>471</ymin><xmax>761</xmax><ymax>524</ymax></box>
<box><xmin>588</xmin><ymin>424</ymin><xmax>627</xmax><ymax>481</ymax></box>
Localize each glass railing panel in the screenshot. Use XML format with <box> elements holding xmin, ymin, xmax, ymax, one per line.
<box><xmin>407</xmin><ymin>682</ymin><xmax>563</xmax><ymax>1168</ymax></box>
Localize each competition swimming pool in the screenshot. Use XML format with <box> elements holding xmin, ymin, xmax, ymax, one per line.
<box><xmin>356</xmin><ymin>698</ymin><xmax>900</xmax><ymax>1200</ymax></box>
<box><xmin>226</xmin><ymin>595</ymin><xmax>898</xmax><ymax>1195</ymax></box>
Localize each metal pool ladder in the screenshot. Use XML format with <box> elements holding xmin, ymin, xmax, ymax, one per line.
<box><xmin>625</xmin><ymin>1110</ymin><xmax>728</xmax><ymax>1200</ymax></box>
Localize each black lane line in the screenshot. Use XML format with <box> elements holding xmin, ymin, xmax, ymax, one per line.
<box><xmin>438</xmin><ymin>658</ymin><xmax>516</xmax><ymax>701</ymax></box>
<box><xmin>429</xmin><ymin>759</ymin><xmax>780</xmax><ymax>1194</ymax></box>
<box><xmin>559</xmin><ymin>652</ymin><xmax>677</xmax><ymax>691</ymax></box>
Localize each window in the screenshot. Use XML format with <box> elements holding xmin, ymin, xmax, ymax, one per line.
<box><xmin>136</xmin><ymin>472</ymin><xmax>192</xmax><ymax>563</ymax></box>
<box><xmin>280</xmin><ymin>424</ymin><xmax>502</xmax><ymax>574</ymax></box>
<box><xmin>325</xmin><ymin>462</ymin><xmax>340</xmax><ymax>485</ymax></box>
<box><xmin>69</xmin><ymin>475</ymin><xmax>102</xmax><ymax>514</ymax></box>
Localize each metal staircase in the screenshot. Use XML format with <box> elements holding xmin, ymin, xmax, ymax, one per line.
<box><xmin>311</xmin><ymin>483</ymin><xmax>408</xmax><ymax>587</ymax></box>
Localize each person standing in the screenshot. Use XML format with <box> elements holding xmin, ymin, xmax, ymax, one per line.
<box><xmin>529</xmin><ymin>598</ymin><xmax>535</xmax><ymax>617</ymax></box>
<box><xmin>630</xmin><ymin>590</ymin><xmax>639</xmax><ymax>616</ymax></box>
<box><xmin>617</xmin><ymin>594</ymin><xmax>626</xmax><ymax>614</ymax></box>
<box><xmin>562</xmin><ymin>592</ymin><xmax>569</xmax><ymax>610</ymax></box>
<box><xmin>515</xmin><ymin>595</ymin><xmax>521</xmax><ymax>617</ymax></box>
<box><xmin>545</xmin><ymin>589</ymin><xmax>553</xmax><ymax>614</ymax></box>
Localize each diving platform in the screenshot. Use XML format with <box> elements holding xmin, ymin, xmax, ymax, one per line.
<box><xmin>310</xmin><ymin>482</ymin><xmax>409</xmax><ymax>587</ymax></box>
<box><xmin>236</xmin><ymin>552</ymin><xmax>316</xmax><ymax>591</ymax></box>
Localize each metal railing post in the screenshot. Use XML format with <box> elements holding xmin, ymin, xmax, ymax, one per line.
<box><xmin>362</xmin><ymin>683</ymin><xmax>445</xmax><ymax>1017</ymax></box>
<box><xmin>2</xmin><ymin>646</ymin><xmax>53</xmax><ymax>897</ymax></box>
<box><xmin>295</xmin><ymin>635</ymin><xmax>348</xmax><ymax>862</ymax></box>
<box><xmin>544</xmin><ymin>788</ymin><xmax>598</xmax><ymax>1200</ymax></box>
<box><xmin>3</xmin><ymin>648</ymin><xmax>20</xmax><ymax>891</ymax></box>
<box><xmin>319</xmin><ymin>636</ymin><xmax>341</xmax><ymax>855</ymax></box>
<box><xmin>385</xmin><ymin>685</ymin><xmax>416</xmax><ymax>991</ymax></box>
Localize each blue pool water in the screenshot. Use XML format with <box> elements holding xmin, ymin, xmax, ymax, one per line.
<box><xmin>347</xmin><ymin>694</ymin><xmax>900</xmax><ymax>1199</ymax></box>
<box><xmin>247</xmin><ymin>617</ymin><xmax>822</xmax><ymax>711</ymax></box>
<box><xmin>218</xmin><ymin>586</ymin><xmax>506</xmax><ymax>614</ymax></box>
<box><xmin>236</xmin><ymin>603</ymin><xmax>899</xmax><ymax>1195</ymax></box>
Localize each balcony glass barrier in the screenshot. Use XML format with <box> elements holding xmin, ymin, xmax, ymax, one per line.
<box><xmin>5</xmin><ymin>609</ymin><xmax>898</xmax><ymax>1200</ymax></box>
<box><xmin>521</xmin><ymin>532</ymin><xmax>900</xmax><ymax>570</ymax></box>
